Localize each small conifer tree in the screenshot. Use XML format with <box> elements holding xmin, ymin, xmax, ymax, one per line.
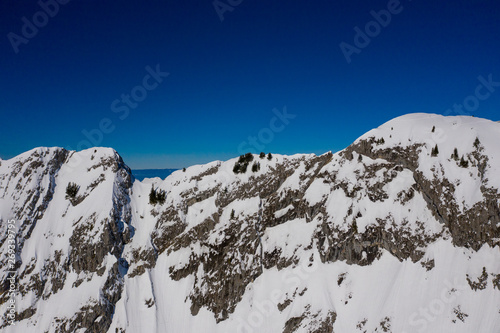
<box><xmin>149</xmin><ymin>186</ymin><xmax>166</xmax><ymax>205</ymax></box>
<box><xmin>473</xmin><ymin>137</ymin><xmax>481</xmax><ymax>149</ymax></box>
<box><xmin>65</xmin><ymin>182</ymin><xmax>80</xmax><ymax>199</ymax></box>
<box><xmin>157</xmin><ymin>189</ymin><xmax>166</xmax><ymax>205</ymax></box>
<box><xmin>459</xmin><ymin>155</ymin><xmax>469</xmax><ymax>168</ymax></box>
<box><xmin>431</xmin><ymin>144</ymin><xmax>439</xmax><ymax>157</ymax></box>
<box><xmin>149</xmin><ymin>185</ymin><xmax>157</xmax><ymax>205</ymax></box>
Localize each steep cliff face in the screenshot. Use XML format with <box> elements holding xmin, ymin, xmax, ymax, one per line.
<box><xmin>1</xmin><ymin>114</ymin><xmax>499</xmax><ymax>333</ymax></box>
<box><xmin>0</xmin><ymin>147</ymin><xmax>133</xmax><ymax>332</ymax></box>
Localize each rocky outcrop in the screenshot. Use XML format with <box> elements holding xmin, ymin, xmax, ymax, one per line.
<box><xmin>344</xmin><ymin>136</ymin><xmax>500</xmax><ymax>251</ymax></box>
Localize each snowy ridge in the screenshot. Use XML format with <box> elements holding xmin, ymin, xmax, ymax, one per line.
<box><xmin>0</xmin><ymin>113</ymin><xmax>499</xmax><ymax>333</ymax></box>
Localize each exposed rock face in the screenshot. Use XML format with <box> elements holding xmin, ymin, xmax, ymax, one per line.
<box><xmin>0</xmin><ymin>148</ymin><xmax>69</xmax><ymax>259</ymax></box>
<box><xmin>0</xmin><ymin>114</ymin><xmax>499</xmax><ymax>333</ymax></box>
<box><xmin>0</xmin><ymin>148</ymin><xmax>133</xmax><ymax>331</ymax></box>
<box><xmin>343</xmin><ymin>134</ymin><xmax>500</xmax><ymax>251</ymax></box>
<box><xmin>283</xmin><ymin>309</ymin><xmax>336</xmax><ymax>333</ymax></box>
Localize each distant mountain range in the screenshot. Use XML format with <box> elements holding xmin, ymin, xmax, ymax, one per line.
<box><xmin>131</xmin><ymin>168</ymin><xmax>178</xmax><ymax>181</ymax></box>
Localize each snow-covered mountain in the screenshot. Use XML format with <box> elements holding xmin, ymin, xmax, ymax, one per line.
<box><xmin>0</xmin><ymin>113</ymin><xmax>499</xmax><ymax>333</ymax></box>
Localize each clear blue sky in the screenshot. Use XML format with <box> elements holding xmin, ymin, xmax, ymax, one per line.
<box><xmin>1</xmin><ymin>0</ymin><xmax>499</xmax><ymax>168</ymax></box>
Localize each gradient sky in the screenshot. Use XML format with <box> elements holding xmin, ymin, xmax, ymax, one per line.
<box><xmin>1</xmin><ymin>0</ymin><xmax>499</xmax><ymax>169</ymax></box>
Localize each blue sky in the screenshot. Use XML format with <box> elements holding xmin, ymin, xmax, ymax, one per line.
<box><xmin>1</xmin><ymin>0</ymin><xmax>499</xmax><ymax>168</ymax></box>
